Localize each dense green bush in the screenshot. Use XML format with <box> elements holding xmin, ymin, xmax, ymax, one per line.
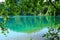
<box><xmin>0</xmin><ymin>0</ymin><xmax>60</xmax><ymax>16</ymax></box>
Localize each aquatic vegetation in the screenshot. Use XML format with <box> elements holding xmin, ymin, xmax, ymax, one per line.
<box><xmin>29</xmin><ymin>37</ymin><xmax>33</xmax><ymax>40</ymax></box>
<box><xmin>0</xmin><ymin>22</ymin><xmax>9</xmax><ymax>35</ymax></box>
<box><xmin>43</xmin><ymin>27</ymin><xmax>60</xmax><ymax>40</ymax></box>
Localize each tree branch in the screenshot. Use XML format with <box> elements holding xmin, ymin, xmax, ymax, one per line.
<box><xmin>49</xmin><ymin>0</ymin><xmax>60</xmax><ymax>11</ymax></box>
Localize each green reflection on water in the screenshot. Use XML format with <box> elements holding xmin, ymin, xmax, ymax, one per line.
<box><xmin>3</xmin><ymin>16</ymin><xmax>60</xmax><ymax>33</ymax></box>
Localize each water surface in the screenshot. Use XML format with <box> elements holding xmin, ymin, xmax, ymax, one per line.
<box><xmin>0</xmin><ymin>16</ymin><xmax>60</xmax><ymax>33</ymax></box>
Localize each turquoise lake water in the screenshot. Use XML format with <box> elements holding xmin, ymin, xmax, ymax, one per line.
<box><xmin>0</xmin><ymin>16</ymin><xmax>60</xmax><ymax>33</ymax></box>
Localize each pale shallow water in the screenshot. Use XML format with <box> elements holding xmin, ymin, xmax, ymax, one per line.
<box><xmin>0</xmin><ymin>28</ymin><xmax>48</xmax><ymax>40</ymax></box>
